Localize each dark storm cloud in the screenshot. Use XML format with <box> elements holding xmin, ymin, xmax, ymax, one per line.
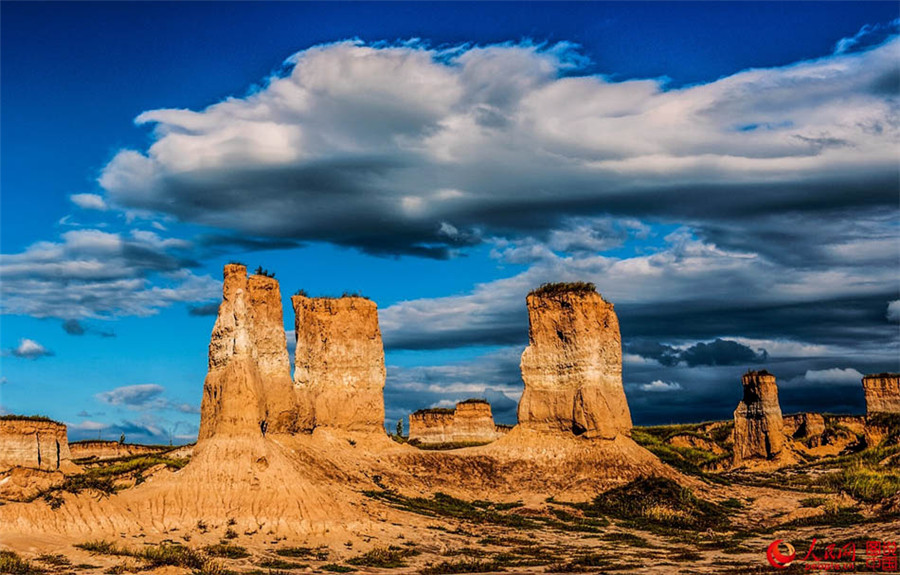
<box><xmin>62</xmin><ymin>318</ymin><xmax>116</xmax><ymax>337</ymax></box>
<box><xmin>188</xmin><ymin>302</ymin><xmax>220</xmax><ymax>316</ymax></box>
<box><xmin>624</xmin><ymin>338</ymin><xmax>768</xmax><ymax>367</ymax></box>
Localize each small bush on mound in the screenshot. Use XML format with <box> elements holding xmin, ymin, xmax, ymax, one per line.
<box><xmin>529</xmin><ymin>282</ymin><xmax>596</xmax><ymax>297</ymax></box>
<box><xmin>140</xmin><ymin>544</ymin><xmax>205</xmax><ymax>570</ymax></box>
<box><xmin>578</xmin><ymin>477</ymin><xmax>727</xmax><ymax>531</ymax></box>
<box><xmin>363</xmin><ymin>490</ymin><xmax>538</xmax><ymax>529</ymax></box>
<box><xmin>348</xmin><ymin>545</ymin><xmax>420</xmax><ymax>568</ymax></box>
<box><xmin>0</xmin><ymin>551</ymin><xmax>44</xmax><ymax>575</ymax></box>
<box><xmin>421</xmin><ymin>558</ymin><xmax>506</xmax><ymax>574</ymax></box>
<box><xmin>75</xmin><ymin>540</ymin><xmax>127</xmax><ymax>556</ymax></box>
<box><xmin>321</xmin><ymin>564</ymin><xmax>353</xmax><ymax>573</ymax></box>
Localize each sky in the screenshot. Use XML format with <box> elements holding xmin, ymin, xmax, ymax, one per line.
<box><xmin>1</xmin><ymin>2</ymin><xmax>898</xmax><ymax>444</ymax></box>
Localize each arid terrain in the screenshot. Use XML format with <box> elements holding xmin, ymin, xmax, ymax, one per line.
<box><xmin>1</xmin><ymin>271</ymin><xmax>898</xmax><ymax>574</ymax></box>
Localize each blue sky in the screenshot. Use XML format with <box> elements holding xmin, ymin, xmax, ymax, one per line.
<box><xmin>1</xmin><ymin>2</ymin><xmax>898</xmax><ymax>443</ymax></box>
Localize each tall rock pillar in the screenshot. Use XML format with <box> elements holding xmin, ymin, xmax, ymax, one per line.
<box><xmin>862</xmin><ymin>373</ymin><xmax>900</xmax><ymax>415</ymax></box>
<box><xmin>733</xmin><ymin>370</ymin><xmax>784</xmax><ymax>464</ymax></box>
<box><xmin>292</xmin><ymin>295</ymin><xmax>386</xmax><ymax>433</ymax></box>
<box><xmin>518</xmin><ymin>283</ymin><xmax>632</xmax><ymax>439</ymax></box>
<box><xmin>198</xmin><ymin>264</ymin><xmax>267</xmax><ymax>440</ymax></box>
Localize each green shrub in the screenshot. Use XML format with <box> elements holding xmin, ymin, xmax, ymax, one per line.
<box><xmin>347</xmin><ymin>545</ymin><xmax>419</xmax><ymax>568</ymax></box>
<box><xmin>0</xmin><ymin>551</ymin><xmax>43</xmax><ymax>574</ymax></box>
<box><xmin>529</xmin><ymin>282</ymin><xmax>596</xmax><ymax>297</ymax></box>
<box><xmin>203</xmin><ymin>544</ymin><xmax>249</xmax><ymax>559</ymax></box>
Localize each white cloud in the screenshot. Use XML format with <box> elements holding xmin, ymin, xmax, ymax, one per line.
<box><xmin>70</xmin><ymin>193</ymin><xmax>108</xmax><ymax>211</ymax></box>
<box><xmin>95</xmin><ymin>37</ymin><xmax>899</xmax><ymax>258</ymax></box>
<box><xmin>96</xmin><ymin>384</ymin><xmax>165</xmax><ymax>407</ymax></box>
<box><xmin>639</xmin><ymin>380</ymin><xmax>683</xmax><ymax>392</ymax></box>
<box><xmin>7</xmin><ymin>338</ymin><xmax>54</xmax><ymax>359</ymax></box>
<box><xmin>0</xmin><ymin>228</ymin><xmax>218</xmax><ymax>319</ymax></box>
<box><xmin>804</xmin><ymin>368</ymin><xmax>864</xmax><ymax>385</ymax></box>
<box><xmin>887</xmin><ymin>300</ymin><xmax>900</xmax><ymax>322</ymax></box>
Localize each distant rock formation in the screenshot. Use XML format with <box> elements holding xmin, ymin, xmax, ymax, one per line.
<box><xmin>409</xmin><ymin>408</ymin><xmax>455</xmax><ymax>444</ymax></box>
<box><xmin>69</xmin><ymin>441</ymin><xmax>174</xmax><ymax>461</ymax></box>
<box><xmin>0</xmin><ymin>417</ymin><xmax>76</xmax><ymax>472</ymax></box>
<box><xmin>783</xmin><ymin>413</ymin><xmax>826</xmax><ymax>447</ymax></box>
<box><xmin>732</xmin><ymin>370</ymin><xmax>784</xmax><ymax>464</ymax></box>
<box><xmin>862</xmin><ymin>373</ymin><xmax>900</xmax><ymax>415</ymax></box>
<box><xmin>518</xmin><ymin>283</ymin><xmax>632</xmax><ymax>439</ymax></box>
<box><xmin>292</xmin><ymin>295</ymin><xmax>386</xmax><ymax>433</ymax></box>
<box><xmin>199</xmin><ymin>264</ymin><xmax>299</xmax><ymax>439</ymax></box>
<box><xmin>409</xmin><ymin>399</ymin><xmax>505</xmax><ymax>445</ymax></box>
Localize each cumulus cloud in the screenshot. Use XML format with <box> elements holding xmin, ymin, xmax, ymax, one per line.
<box><xmin>6</xmin><ymin>338</ymin><xmax>54</xmax><ymax>359</ymax></box>
<box><xmin>70</xmin><ymin>193</ymin><xmax>108</xmax><ymax>211</ymax></box>
<box><xmin>95</xmin><ymin>383</ymin><xmax>200</xmax><ymax>413</ymax></box>
<box><xmin>639</xmin><ymin>380</ymin><xmax>683</xmax><ymax>392</ymax></box>
<box><xmin>96</xmin><ymin>37</ymin><xmax>899</xmax><ymax>259</ymax></box>
<box><xmin>887</xmin><ymin>300</ymin><xmax>900</xmax><ymax>322</ymax></box>
<box><xmin>0</xmin><ymin>229</ymin><xmax>219</xmax><ymax>319</ymax></box>
<box><xmin>804</xmin><ymin>368</ymin><xmax>865</xmax><ymax>385</ymax></box>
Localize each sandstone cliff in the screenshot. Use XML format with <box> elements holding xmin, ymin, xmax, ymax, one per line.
<box><xmin>409</xmin><ymin>400</ymin><xmax>504</xmax><ymax>445</ymax></box>
<box><xmin>784</xmin><ymin>413</ymin><xmax>825</xmax><ymax>448</ymax></box>
<box><xmin>69</xmin><ymin>441</ymin><xmax>174</xmax><ymax>461</ymax></box>
<box><xmin>409</xmin><ymin>409</ymin><xmax>455</xmax><ymax>444</ymax></box>
<box><xmin>862</xmin><ymin>373</ymin><xmax>900</xmax><ymax>415</ymax></box>
<box><xmin>732</xmin><ymin>370</ymin><xmax>784</xmax><ymax>465</ymax></box>
<box><xmin>0</xmin><ymin>418</ymin><xmax>76</xmax><ymax>472</ymax></box>
<box><xmin>248</xmin><ymin>274</ymin><xmax>302</xmax><ymax>433</ymax></box>
<box><xmin>518</xmin><ymin>284</ymin><xmax>632</xmax><ymax>439</ymax></box>
<box><xmin>292</xmin><ymin>295</ymin><xmax>386</xmax><ymax>433</ymax></box>
<box><xmin>453</xmin><ymin>400</ymin><xmax>503</xmax><ymax>443</ymax></box>
<box><xmin>198</xmin><ymin>264</ymin><xmax>268</xmax><ymax>439</ymax></box>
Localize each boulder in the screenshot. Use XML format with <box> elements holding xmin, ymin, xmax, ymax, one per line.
<box><xmin>733</xmin><ymin>370</ymin><xmax>784</xmax><ymax>464</ymax></box>
<box><xmin>292</xmin><ymin>295</ymin><xmax>386</xmax><ymax>433</ymax></box>
<box><xmin>518</xmin><ymin>284</ymin><xmax>632</xmax><ymax>439</ymax></box>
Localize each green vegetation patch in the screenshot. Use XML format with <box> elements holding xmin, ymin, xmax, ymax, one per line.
<box><xmin>203</xmin><ymin>544</ymin><xmax>249</xmax><ymax>559</ymax></box>
<box><xmin>0</xmin><ymin>414</ymin><xmax>58</xmax><ymax>424</ymax></box>
<box><xmin>347</xmin><ymin>545</ymin><xmax>420</xmax><ymax>568</ymax></box>
<box><xmin>274</xmin><ymin>547</ymin><xmax>329</xmax><ymax>561</ymax></box>
<box><xmin>421</xmin><ymin>558</ymin><xmax>506</xmax><ymax>574</ymax></box>
<box><xmin>0</xmin><ymin>551</ymin><xmax>44</xmax><ymax>575</ymax></box>
<box><xmin>363</xmin><ymin>490</ymin><xmax>538</xmax><ymax>529</ymax></box>
<box><xmin>576</xmin><ymin>477</ymin><xmax>728</xmax><ymax>532</ymax></box>
<box><xmin>529</xmin><ymin>282</ymin><xmax>596</xmax><ymax>297</ymax></box>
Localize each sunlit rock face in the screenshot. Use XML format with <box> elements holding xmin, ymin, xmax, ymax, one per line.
<box><xmin>732</xmin><ymin>370</ymin><xmax>784</xmax><ymax>464</ymax></box>
<box><xmin>518</xmin><ymin>286</ymin><xmax>632</xmax><ymax>439</ymax></box>
<box><xmin>409</xmin><ymin>409</ymin><xmax>455</xmax><ymax>444</ymax></box>
<box><xmin>0</xmin><ymin>419</ymin><xmax>74</xmax><ymax>472</ymax></box>
<box><xmin>408</xmin><ymin>400</ymin><xmax>504</xmax><ymax>445</ymax></box>
<box><xmin>862</xmin><ymin>373</ymin><xmax>900</xmax><ymax>415</ymax></box>
<box><xmin>198</xmin><ymin>264</ymin><xmax>267</xmax><ymax>440</ymax></box>
<box><xmin>292</xmin><ymin>295</ymin><xmax>386</xmax><ymax>433</ymax></box>
<box><xmin>247</xmin><ymin>274</ymin><xmax>300</xmax><ymax>433</ymax></box>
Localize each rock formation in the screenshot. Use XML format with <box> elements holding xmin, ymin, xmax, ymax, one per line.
<box><xmin>862</xmin><ymin>373</ymin><xmax>900</xmax><ymax>415</ymax></box>
<box><xmin>785</xmin><ymin>413</ymin><xmax>826</xmax><ymax>447</ymax></box>
<box><xmin>409</xmin><ymin>408</ymin><xmax>456</xmax><ymax>444</ymax></box>
<box><xmin>292</xmin><ymin>295</ymin><xmax>386</xmax><ymax>433</ymax></box>
<box><xmin>0</xmin><ymin>417</ymin><xmax>75</xmax><ymax>472</ymax></box>
<box><xmin>518</xmin><ymin>283</ymin><xmax>632</xmax><ymax>439</ymax></box>
<box><xmin>248</xmin><ymin>274</ymin><xmax>302</xmax><ymax>433</ymax></box>
<box><xmin>69</xmin><ymin>441</ymin><xmax>173</xmax><ymax>461</ymax></box>
<box><xmin>732</xmin><ymin>370</ymin><xmax>784</xmax><ymax>464</ymax></box>
<box><xmin>199</xmin><ymin>264</ymin><xmax>300</xmax><ymax>439</ymax></box>
<box><xmin>453</xmin><ymin>400</ymin><xmax>503</xmax><ymax>443</ymax></box>
<box><xmin>409</xmin><ymin>400</ymin><xmax>504</xmax><ymax>445</ymax></box>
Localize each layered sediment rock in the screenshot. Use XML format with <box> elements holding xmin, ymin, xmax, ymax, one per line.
<box><xmin>862</xmin><ymin>373</ymin><xmax>900</xmax><ymax>415</ymax></box>
<box><xmin>409</xmin><ymin>400</ymin><xmax>504</xmax><ymax>445</ymax></box>
<box><xmin>784</xmin><ymin>413</ymin><xmax>826</xmax><ymax>447</ymax></box>
<box><xmin>199</xmin><ymin>264</ymin><xmax>268</xmax><ymax>440</ymax></box>
<box><xmin>0</xmin><ymin>418</ymin><xmax>74</xmax><ymax>472</ymax></box>
<box><xmin>733</xmin><ymin>370</ymin><xmax>784</xmax><ymax>464</ymax></box>
<box><xmin>69</xmin><ymin>441</ymin><xmax>172</xmax><ymax>461</ymax></box>
<box><xmin>248</xmin><ymin>274</ymin><xmax>302</xmax><ymax>433</ymax></box>
<box><xmin>409</xmin><ymin>409</ymin><xmax>455</xmax><ymax>444</ymax></box>
<box><xmin>518</xmin><ymin>285</ymin><xmax>632</xmax><ymax>439</ymax></box>
<box><xmin>292</xmin><ymin>295</ymin><xmax>386</xmax><ymax>432</ymax></box>
<box><xmin>453</xmin><ymin>400</ymin><xmax>503</xmax><ymax>443</ymax></box>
